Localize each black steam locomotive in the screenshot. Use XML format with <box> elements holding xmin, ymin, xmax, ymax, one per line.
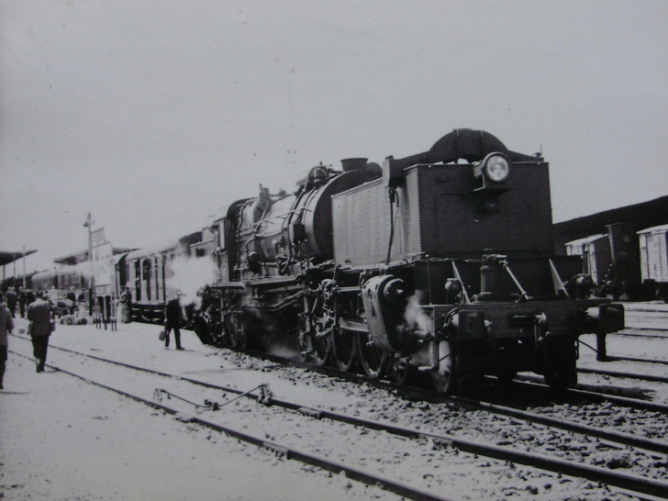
<box><xmin>194</xmin><ymin>129</ymin><xmax>625</xmax><ymax>394</ymax></box>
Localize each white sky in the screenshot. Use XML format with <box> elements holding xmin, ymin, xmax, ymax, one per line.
<box><xmin>1</xmin><ymin>0</ymin><xmax>667</xmax><ymax>275</ymax></box>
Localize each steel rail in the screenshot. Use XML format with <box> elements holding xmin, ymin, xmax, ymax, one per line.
<box><xmin>13</xmin><ymin>334</ymin><xmax>668</xmax><ymax>454</ymax></box>
<box><xmin>610</xmin><ymin>331</ymin><xmax>668</xmax><ymax>339</ymax></box>
<box><xmin>578</xmin><ymin>367</ymin><xmax>668</xmax><ymax>384</ymax></box>
<box><xmin>447</xmin><ymin>395</ymin><xmax>668</xmax><ymax>455</ymax></box>
<box><xmin>9</xmin><ymin>340</ymin><xmax>668</xmax><ymax>499</ymax></box>
<box><xmin>514</xmin><ymin>376</ymin><xmax>668</xmax><ymax>414</ymax></box>
<box><xmin>6</xmin><ymin>350</ymin><xmax>453</xmax><ymax>501</ymax></box>
<box><xmin>245</xmin><ymin>347</ymin><xmax>668</xmax><ymax>418</ymax></box>
<box><xmin>603</xmin><ymin>355</ymin><xmax>668</xmax><ymax>367</ymax></box>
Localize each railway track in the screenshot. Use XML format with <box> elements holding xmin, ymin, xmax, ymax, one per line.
<box><xmin>577</xmin><ymin>367</ymin><xmax>668</xmax><ymax>385</ymax></box>
<box><xmin>9</xmin><ymin>334</ymin><xmax>668</xmax><ymax>500</ymax></box>
<box><xmin>512</xmin><ymin>376</ymin><xmax>668</xmax><ymax>414</ymax></box>
<box><xmin>240</xmin><ymin>348</ymin><xmax>668</xmax><ymax>447</ymax></box>
<box><xmin>602</xmin><ymin>356</ymin><xmax>668</xmax><ymax>367</ymax></box>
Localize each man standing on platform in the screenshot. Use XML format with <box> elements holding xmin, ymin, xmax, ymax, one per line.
<box><xmin>66</xmin><ymin>287</ymin><xmax>77</xmax><ymax>315</ymax></box>
<box><xmin>6</xmin><ymin>287</ymin><xmax>17</xmax><ymax>318</ymax></box>
<box><xmin>19</xmin><ymin>286</ymin><xmax>26</xmax><ymax>318</ymax></box>
<box><xmin>163</xmin><ymin>294</ymin><xmax>184</xmax><ymax>350</ymax></box>
<box><xmin>27</xmin><ymin>291</ymin><xmax>53</xmax><ymax>373</ymax></box>
<box><xmin>0</xmin><ymin>292</ymin><xmax>14</xmax><ymax>390</ymax></box>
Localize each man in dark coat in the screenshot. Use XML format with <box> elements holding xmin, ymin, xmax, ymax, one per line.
<box><xmin>27</xmin><ymin>291</ymin><xmax>53</xmax><ymax>372</ymax></box>
<box><xmin>163</xmin><ymin>295</ymin><xmax>184</xmax><ymax>350</ymax></box>
<box><xmin>0</xmin><ymin>292</ymin><xmax>15</xmax><ymax>389</ymax></box>
<box><xmin>120</xmin><ymin>287</ymin><xmax>132</xmax><ymax>323</ymax></box>
<box><xmin>6</xmin><ymin>288</ymin><xmax>17</xmax><ymax>318</ymax></box>
<box><xmin>19</xmin><ymin>286</ymin><xmax>26</xmax><ymax>318</ymax></box>
<box><xmin>66</xmin><ymin>287</ymin><xmax>77</xmax><ymax>315</ymax></box>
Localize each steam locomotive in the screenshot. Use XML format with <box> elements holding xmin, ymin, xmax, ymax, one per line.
<box><xmin>192</xmin><ymin>129</ymin><xmax>625</xmax><ymax>394</ymax></box>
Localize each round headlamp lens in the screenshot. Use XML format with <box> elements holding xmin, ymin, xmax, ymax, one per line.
<box><xmin>484</xmin><ymin>155</ymin><xmax>510</xmax><ymax>183</ymax></box>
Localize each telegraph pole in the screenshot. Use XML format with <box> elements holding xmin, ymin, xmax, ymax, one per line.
<box><xmin>84</xmin><ymin>213</ymin><xmax>96</xmax><ymax>296</ymax></box>
<box><xmin>22</xmin><ymin>245</ymin><xmax>26</xmax><ymax>289</ymax></box>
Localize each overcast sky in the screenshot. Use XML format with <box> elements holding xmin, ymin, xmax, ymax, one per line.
<box><xmin>1</xmin><ymin>0</ymin><xmax>667</xmax><ymax>276</ymax></box>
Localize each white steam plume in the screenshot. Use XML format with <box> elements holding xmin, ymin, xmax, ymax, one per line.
<box><xmin>165</xmin><ymin>255</ymin><xmax>218</xmax><ymax>307</ymax></box>
<box><xmin>403</xmin><ymin>291</ymin><xmax>432</xmax><ymax>335</ymax></box>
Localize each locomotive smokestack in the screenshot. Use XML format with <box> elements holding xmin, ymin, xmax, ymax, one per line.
<box><xmin>340</xmin><ymin>158</ymin><xmax>367</xmax><ymax>172</ymax></box>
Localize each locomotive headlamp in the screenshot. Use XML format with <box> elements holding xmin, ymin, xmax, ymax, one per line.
<box><xmin>483</xmin><ymin>154</ymin><xmax>511</xmax><ymax>183</ymax></box>
<box><xmin>473</xmin><ymin>152</ymin><xmax>512</xmax><ymax>193</ymax></box>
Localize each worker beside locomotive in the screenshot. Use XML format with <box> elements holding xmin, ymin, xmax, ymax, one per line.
<box><xmin>193</xmin><ymin>129</ymin><xmax>625</xmax><ymax>394</ymax></box>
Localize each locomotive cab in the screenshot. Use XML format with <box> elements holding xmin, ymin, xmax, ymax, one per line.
<box><xmin>331</xmin><ymin>129</ymin><xmax>624</xmax><ymax>393</ymax></box>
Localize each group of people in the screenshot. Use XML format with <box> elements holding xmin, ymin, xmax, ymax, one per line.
<box><xmin>0</xmin><ymin>289</ymin><xmax>55</xmax><ymax>389</ymax></box>
<box><xmin>2</xmin><ymin>286</ymin><xmax>33</xmax><ymax>319</ymax></box>
<box><xmin>0</xmin><ymin>286</ymin><xmax>187</xmax><ymax>390</ymax></box>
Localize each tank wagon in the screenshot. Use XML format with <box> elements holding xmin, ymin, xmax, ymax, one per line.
<box><xmin>191</xmin><ymin>129</ymin><xmax>625</xmax><ymax>393</ymax></box>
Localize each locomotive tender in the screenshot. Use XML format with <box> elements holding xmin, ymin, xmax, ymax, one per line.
<box><xmin>195</xmin><ymin>128</ymin><xmax>625</xmax><ymax>394</ymax></box>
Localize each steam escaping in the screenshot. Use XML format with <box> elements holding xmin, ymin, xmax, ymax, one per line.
<box><xmin>165</xmin><ymin>255</ymin><xmax>218</xmax><ymax>308</ymax></box>
<box><xmin>403</xmin><ymin>291</ymin><xmax>433</xmax><ymax>335</ymax></box>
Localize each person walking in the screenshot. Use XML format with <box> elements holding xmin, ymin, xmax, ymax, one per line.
<box><xmin>0</xmin><ymin>292</ymin><xmax>15</xmax><ymax>390</ymax></box>
<box><xmin>163</xmin><ymin>294</ymin><xmax>184</xmax><ymax>350</ymax></box>
<box><xmin>119</xmin><ymin>287</ymin><xmax>131</xmax><ymax>323</ymax></box>
<box><xmin>125</xmin><ymin>287</ymin><xmax>133</xmax><ymax>323</ymax></box>
<box><xmin>27</xmin><ymin>291</ymin><xmax>53</xmax><ymax>373</ymax></box>
<box><xmin>6</xmin><ymin>287</ymin><xmax>17</xmax><ymax>318</ymax></box>
<box><xmin>19</xmin><ymin>286</ymin><xmax>26</xmax><ymax>318</ymax></box>
<box><xmin>66</xmin><ymin>287</ymin><xmax>77</xmax><ymax>315</ymax></box>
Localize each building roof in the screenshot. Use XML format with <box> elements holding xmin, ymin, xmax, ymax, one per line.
<box><xmin>54</xmin><ymin>247</ymin><xmax>136</xmax><ymax>265</ymax></box>
<box><xmin>637</xmin><ymin>223</ymin><xmax>668</xmax><ymax>235</ymax></box>
<box><xmin>0</xmin><ymin>249</ymin><xmax>37</xmax><ymax>267</ymax></box>
<box><xmin>564</xmin><ymin>234</ymin><xmax>607</xmax><ymax>247</ymax></box>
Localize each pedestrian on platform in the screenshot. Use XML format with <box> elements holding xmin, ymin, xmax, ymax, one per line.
<box><xmin>126</xmin><ymin>287</ymin><xmax>133</xmax><ymax>323</ymax></box>
<box><xmin>0</xmin><ymin>292</ymin><xmax>15</xmax><ymax>390</ymax></box>
<box><xmin>19</xmin><ymin>286</ymin><xmax>26</xmax><ymax>318</ymax></box>
<box><xmin>119</xmin><ymin>287</ymin><xmax>131</xmax><ymax>323</ymax></box>
<box><xmin>27</xmin><ymin>291</ymin><xmax>53</xmax><ymax>373</ymax></box>
<box><xmin>163</xmin><ymin>294</ymin><xmax>184</xmax><ymax>350</ymax></box>
<box><xmin>66</xmin><ymin>287</ymin><xmax>77</xmax><ymax>315</ymax></box>
<box><xmin>6</xmin><ymin>287</ymin><xmax>17</xmax><ymax>318</ymax></box>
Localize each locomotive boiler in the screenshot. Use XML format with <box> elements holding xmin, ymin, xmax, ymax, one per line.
<box><xmin>195</xmin><ymin>129</ymin><xmax>625</xmax><ymax>394</ymax></box>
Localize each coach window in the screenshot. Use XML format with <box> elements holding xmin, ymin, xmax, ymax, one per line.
<box><xmin>134</xmin><ymin>261</ymin><xmax>141</xmax><ymax>301</ymax></box>
<box><xmin>143</xmin><ymin>259</ymin><xmax>152</xmax><ymax>301</ymax></box>
<box><xmin>154</xmin><ymin>256</ymin><xmax>160</xmax><ymax>301</ymax></box>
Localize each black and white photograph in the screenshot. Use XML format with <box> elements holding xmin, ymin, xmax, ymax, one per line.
<box><xmin>1</xmin><ymin>1</ymin><xmax>668</xmax><ymax>500</ymax></box>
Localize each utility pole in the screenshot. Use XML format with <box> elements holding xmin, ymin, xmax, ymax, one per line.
<box><xmin>22</xmin><ymin>245</ymin><xmax>26</xmax><ymax>289</ymax></box>
<box><xmin>83</xmin><ymin>213</ymin><xmax>96</xmax><ymax>296</ymax></box>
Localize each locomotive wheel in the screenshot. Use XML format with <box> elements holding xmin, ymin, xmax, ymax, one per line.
<box><xmin>431</xmin><ymin>340</ymin><xmax>456</xmax><ymax>395</ymax></box>
<box><xmin>332</xmin><ymin>329</ymin><xmax>357</xmax><ymax>372</ymax></box>
<box><xmin>310</xmin><ymin>333</ymin><xmax>331</xmax><ymax>367</ymax></box>
<box><xmin>358</xmin><ymin>332</ymin><xmax>387</xmax><ymax>379</ymax></box>
<box><xmin>297</xmin><ymin>315</ymin><xmax>330</xmax><ymax>366</ymax></box>
<box><xmin>230</xmin><ymin>314</ymin><xmax>248</xmax><ymax>350</ymax></box>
